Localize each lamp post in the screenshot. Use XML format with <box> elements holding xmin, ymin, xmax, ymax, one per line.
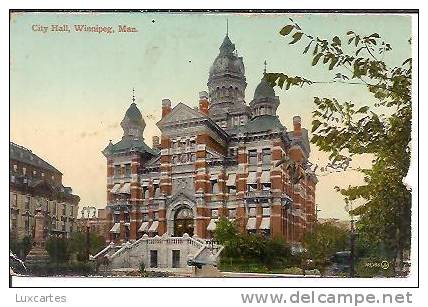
<box><xmin>80</xmin><ymin>206</ymin><xmax>96</xmax><ymax>261</ymax></box>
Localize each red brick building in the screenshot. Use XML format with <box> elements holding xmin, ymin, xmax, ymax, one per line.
<box><xmin>102</xmin><ymin>34</ymin><xmax>317</xmax><ymax>245</ymax></box>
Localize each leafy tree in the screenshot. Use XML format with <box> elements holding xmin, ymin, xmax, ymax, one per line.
<box><xmin>46</xmin><ymin>237</ymin><xmax>70</xmax><ymax>263</ymax></box>
<box><xmin>266</xmin><ymin>18</ymin><xmax>412</xmax><ymax>269</ymax></box>
<box><xmin>214</xmin><ymin>218</ymin><xmax>297</xmax><ymax>271</ymax></box>
<box><xmin>303</xmin><ymin>222</ymin><xmax>348</xmax><ymax>263</ymax></box>
<box><xmin>68</xmin><ymin>232</ymin><xmax>106</xmax><ymax>261</ymax></box>
<box><xmin>45</xmin><ymin>232</ymin><xmax>106</xmax><ymax>263</ymax></box>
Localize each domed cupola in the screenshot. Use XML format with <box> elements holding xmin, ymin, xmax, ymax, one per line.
<box><xmin>120</xmin><ymin>90</ymin><xmax>146</xmax><ymax>139</ymax></box>
<box><xmin>207</xmin><ymin>33</ymin><xmax>247</xmax><ymax>115</ymax></box>
<box><xmin>250</xmin><ymin>65</ymin><xmax>280</xmax><ymax>118</ymax></box>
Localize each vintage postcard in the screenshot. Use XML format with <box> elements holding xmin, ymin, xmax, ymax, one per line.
<box><xmin>9</xmin><ymin>9</ymin><xmax>418</xmax><ymax>293</ymax></box>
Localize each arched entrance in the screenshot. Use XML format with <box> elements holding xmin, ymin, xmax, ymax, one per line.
<box><xmin>174</xmin><ymin>206</ymin><xmax>194</xmax><ymax>237</ymax></box>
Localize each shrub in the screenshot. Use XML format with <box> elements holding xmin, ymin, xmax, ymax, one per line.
<box><xmin>27</xmin><ymin>261</ymin><xmax>96</xmax><ymax>277</ymax></box>
<box><xmin>139</xmin><ymin>262</ymin><xmax>146</xmax><ymax>273</ymax></box>
<box><xmin>214</xmin><ymin>218</ymin><xmax>301</xmax><ymax>272</ymax></box>
<box><xmin>283</xmin><ymin>267</ymin><xmax>303</xmax><ymax>275</ymax></box>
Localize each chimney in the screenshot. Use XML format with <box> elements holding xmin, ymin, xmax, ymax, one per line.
<box><xmin>152</xmin><ymin>135</ymin><xmax>160</xmax><ymax>149</ymax></box>
<box><xmin>198</xmin><ymin>91</ymin><xmax>209</xmax><ymax>115</ymax></box>
<box><xmin>162</xmin><ymin>99</ymin><xmax>172</xmax><ymax>118</ymax></box>
<box><xmin>293</xmin><ymin>116</ymin><xmax>302</xmax><ymax>138</ymax></box>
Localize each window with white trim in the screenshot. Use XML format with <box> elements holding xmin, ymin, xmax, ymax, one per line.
<box><xmin>248</xmin><ymin>149</ymin><xmax>257</xmax><ymax>165</ymax></box>
<box><xmin>262</xmin><ymin>148</ymin><xmax>271</xmax><ymax>165</ymax></box>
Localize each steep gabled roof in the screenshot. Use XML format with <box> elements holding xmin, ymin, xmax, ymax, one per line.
<box><xmin>156</xmin><ymin>102</ymin><xmax>207</xmax><ymax>128</ymax></box>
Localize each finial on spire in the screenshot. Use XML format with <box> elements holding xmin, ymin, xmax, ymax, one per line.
<box><xmin>263</xmin><ymin>60</ymin><xmax>267</xmax><ymax>74</ymax></box>
<box><xmin>132</xmin><ymin>88</ymin><xmax>135</xmax><ymax>103</ymax></box>
<box><xmin>226</xmin><ymin>18</ymin><xmax>229</xmax><ymax>36</ymax></box>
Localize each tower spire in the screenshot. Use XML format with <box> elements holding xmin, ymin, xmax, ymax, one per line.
<box><xmin>226</xmin><ymin>18</ymin><xmax>229</xmax><ymax>36</ymax></box>
<box><xmin>132</xmin><ymin>87</ymin><xmax>135</xmax><ymax>103</ymax></box>
<box><xmin>263</xmin><ymin>60</ymin><xmax>267</xmax><ymax>74</ymax></box>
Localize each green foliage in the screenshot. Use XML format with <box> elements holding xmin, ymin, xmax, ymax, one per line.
<box><xmin>27</xmin><ymin>261</ymin><xmax>96</xmax><ymax>277</ymax></box>
<box><xmin>303</xmin><ymin>222</ymin><xmax>349</xmax><ymax>266</ymax></box>
<box><xmin>10</xmin><ymin>236</ymin><xmax>33</xmax><ymax>260</ymax></box>
<box><xmin>266</xmin><ymin>18</ymin><xmax>412</xmax><ymax>267</ymax></box>
<box><xmin>46</xmin><ymin>237</ymin><xmax>70</xmax><ymax>263</ymax></box>
<box><xmin>214</xmin><ymin>218</ymin><xmax>299</xmax><ymax>272</ymax></box>
<box><xmin>45</xmin><ymin>232</ymin><xmax>106</xmax><ymax>263</ymax></box>
<box><xmin>68</xmin><ymin>232</ymin><xmax>106</xmax><ymax>262</ymax></box>
<box><xmin>139</xmin><ymin>261</ymin><xmax>145</xmax><ymax>273</ymax></box>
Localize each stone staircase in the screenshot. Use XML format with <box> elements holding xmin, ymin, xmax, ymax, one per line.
<box><xmin>92</xmin><ymin>233</ymin><xmax>223</xmax><ymax>271</ymax></box>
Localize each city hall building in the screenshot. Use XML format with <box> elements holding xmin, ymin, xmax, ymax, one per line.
<box><xmin>102</xmin><ymin>34</ymin><xmax>317</xmax><ymax>245</ymax></box>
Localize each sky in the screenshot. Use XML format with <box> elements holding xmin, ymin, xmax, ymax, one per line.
<box><xmin>10</xmin><ymin>12</ymin><xmax>412</xmax><ymax>220</ymax></box>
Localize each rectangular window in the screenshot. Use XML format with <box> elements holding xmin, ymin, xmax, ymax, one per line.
<box><xmin>172</xmin><ymin>250</ymin><xmax>180</xmax><ymax>268</ymax></box>
<box><xmin>154</xmin><ymin>212</ymin><xmax>159</xmax><ymax>220</ymax></box>
<box><xmin>22</xmin><ymin>167</ymin><xmax>26</xmax><ymax>175</ymax></box>
<box><xmin>114</xmin><ymin>214</ymin><xmax>120</xmax><ymax>223</ymax></box>
<box><xmin>248</xmin><ymin>150</ymin><xmax>258</xmax><ymax>165</ymax></box>
<box><xmin>228</xmin><ymin>209</ymin><xmax>236</xmax><ymax>219</ymax></box>
<box><xmin>114</xmin><ymin>165</ymin><xmax>121</xmax><ymax>177</ymax></box>
<box><xmin>124</xmin><ymin>213</ymin><xmax>130</xmax><ymax>223</ymax></box>
<box><xmin>248</xmin><ymin>207</ymin><xmax>256</xmax><ymax>217</ymax></box>
<box><xmin>25</xmin><ymin>195</ymin><xmax>30</xmax><ymax>210</ymax></box>
<box><xmin>142</xmin><ymin>213</ymin><xmax>149</xmax><ymax>221</ymax></box>
<box><xmin>262</xmin><ymin>148</ymin><xmax>271</xmax><ymax>165</ymax></box>
<box><xmin>150</xmin><ymin>250</ymin><xmax>158</xmax><ymax>268</ymax></box>
<box><xmin>211</xmin><ymin>180</ymin><xmax>219</xmax><ymax>194</ymax></box>
<box><xmin>70</xmin><ymin>205</ymin><xmax>74</xmax><ymax>216</ymax></box>
<box><xmin>62</xmin><ymin>204</ymin><xmax>66</xmax><ymax>216</ymax></box>
<box><xmin>262</xmin><ymin>207</ymin><xmax>271</xmax><ymax>216</ymax></box>
<box><xmin>13</xmin><ymin>164</ymin><xmax>17</xmax><ymax>172</ymax></box>
<box><xmin>125</xmin><ymin>163</ymin><xmax>131</xmax><ymax>177</ymax></box>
